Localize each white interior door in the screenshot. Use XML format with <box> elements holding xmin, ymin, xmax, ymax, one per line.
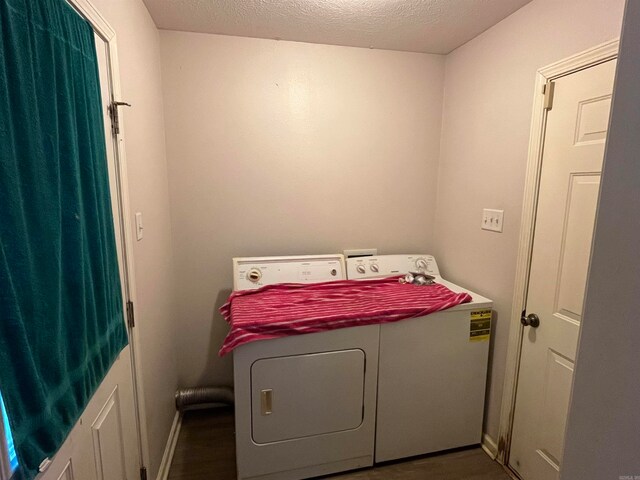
<box><xmin>508</xmin><ymin>59</ymin><xmax>616</xmax><ymax>480</ymax></box>
<box><xmin>34</xmin><ymin>32</ymin><xmax>141</xmax><ymax>480</ymax></box>
<box><xmin>39</xmin><ymin>350</ymin><xmax>139</xmax><ymax>480</ymax></box>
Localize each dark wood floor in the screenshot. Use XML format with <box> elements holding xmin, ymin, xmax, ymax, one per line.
<box><xmin>168</xmin><ymin>408</ymin><xmax>511</xmax><ymax>480</ymax></box>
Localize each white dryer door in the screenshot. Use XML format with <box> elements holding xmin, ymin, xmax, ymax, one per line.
<box><xmin>251</xmin><ymin>349</ymin><xmax>365</xmax><ymax>444</ymax></box>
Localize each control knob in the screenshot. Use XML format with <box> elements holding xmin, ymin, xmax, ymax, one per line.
<box><xmin>356</xmin><ymin>265</ymin><xmax>366</xmax><ymax>274</ymax></box>
<box><xmin>370</xmin><ymin>264</ymin><xmax>379</xmax><ymax>273</ymax></box>
<box><xmin>416</xmin><ymin>258</ymin><xmax>429</xmax><ymax>270</ymax></box>
<box><xmin>247</xmin><ymin>268</ymin><xmax>262</xmax><ymax>283</ymax></box>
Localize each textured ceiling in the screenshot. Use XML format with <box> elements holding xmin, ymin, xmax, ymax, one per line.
<box><xmin>142</xmin><ymin>0</ymin><xmax>533</xmax><ymax>54</ymax></box>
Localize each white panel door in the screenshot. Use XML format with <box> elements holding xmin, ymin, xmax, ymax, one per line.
<box><xmin>35</xmin><ymin>31</ymin><xmax>141</xmax><ymax>480</ymax></box>
<box><xmin>509</xmin><ymin>59</ymin><xmax>616</xmax><ymax>480</ymax></box>
<box><xmin>91</xmin><ymin>389</ymin><xmax>128</xmax><ymax>480</ymax></box>
<box><xmin>40</xmin><ymin>352</ymin><xmax>138</xmax><ymax>480</ymax></box>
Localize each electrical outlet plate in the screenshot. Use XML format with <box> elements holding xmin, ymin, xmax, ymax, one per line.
<box><xmin>482</xmin><ymin>209</ymin><xmax>504</xmax><ymax>233</ymax></box>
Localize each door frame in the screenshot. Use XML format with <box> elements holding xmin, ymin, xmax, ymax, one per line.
<box><xmin>496</xmin><ymin>38</ymin><xmax>619</xmax><ymax>467</ymax></box>
<box><xmin>64</xmin><ymin>0</ymin><xmax>151</xmax><ymax>472</ymax></box>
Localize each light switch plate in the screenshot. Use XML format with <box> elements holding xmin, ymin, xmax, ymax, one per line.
<box><xmin>135</xmin><ymin>212</ymin><xmax>144</xmax><ymax>241</ymax></box>
<box><xmin>482</xmin><ymin>209</ymin><xmax>504</xmax><ymax>233</ymax></box>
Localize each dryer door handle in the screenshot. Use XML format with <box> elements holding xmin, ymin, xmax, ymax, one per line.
<box><xmin>261</xmin><ymin>389</ymin><xmax>273</xmax><ymax>415</ymax></box>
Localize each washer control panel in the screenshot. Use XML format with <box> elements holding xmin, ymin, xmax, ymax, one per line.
<box><xmin>233</xmin><ymin>255</ymin><xmax>346</xmax><ymax>291</ymax></box>
<box><xmin>346</xmin><ymin>254</ymin><xmax>440</xmax><ymax>280</ymax></box>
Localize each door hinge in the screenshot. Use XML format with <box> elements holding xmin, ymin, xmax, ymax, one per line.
<box><xmin>139</xmin><ymin>466</ymin><xmax>147</xmax><ymax>480</ymax></box>
<box><xmin>127</xmin><ymin>300</ymin><xmax>135</xmax><ymax>328</ymax></box>
<box><xmin>543</xmin><ymin>81</ymin><xmax>555</xmax><ymax>110</ymax></box>
<box><xmin>108</xmin><ymin>101</ymin><xmax>131</xmax><ymax>135</ymax></box>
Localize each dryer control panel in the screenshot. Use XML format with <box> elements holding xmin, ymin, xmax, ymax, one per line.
<box><xmin>346</xmin><ymin>254</ymin><xmax>440</xmax><ymax>279</ymax></box>
<box><xmin>233</xmin><ymin>255</ymin><xmax>346</xmax><ymax>291</ymax></box>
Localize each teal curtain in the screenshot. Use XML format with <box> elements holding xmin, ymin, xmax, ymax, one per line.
<box><xmin>0</xmin><ymin>0</ymin><xmax>128</xmax><ymax>478</ymax></box>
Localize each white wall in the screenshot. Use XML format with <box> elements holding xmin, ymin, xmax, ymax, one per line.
<box><xmin>434</xmin><ymin>0</ymin><xmax>624</xmax><ymax>444</ymax></box>
<box><xmin>85</xmin><ymin>1</ymin><xmax>179</xmax><ymax>478</ymax></box>
<box><xmin>159</xmin><ymin>31</ymin><xmax>445</xmax><ymax>387</ymax></box>
<box><xmin>562</xmin><ymin>1</ymin><xmax>640</xmax><ymax>476</ymax></box>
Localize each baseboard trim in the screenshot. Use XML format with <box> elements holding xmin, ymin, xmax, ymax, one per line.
<box><xmin>481</xmin><ymin>433</ymin><xmax>498</xmax><ymax>460</ymax></box>
<box><xmin>156</xmin><ymin>411</ymin><xmax>182</xmax><ymax>480</ymax></box>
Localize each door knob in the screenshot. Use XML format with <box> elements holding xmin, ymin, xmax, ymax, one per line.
<box><xmin>521</xmin><ymin>313</ymin><xmax>540</xmax><ymax>328</ymax></box>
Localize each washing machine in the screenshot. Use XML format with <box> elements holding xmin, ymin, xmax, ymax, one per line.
<box><xmin>231</xmin><ymin>255</ymin><xmax>379</xmax><ymax>480</ymax></box>
<box><xmin>347</xmin><ymin>254</ymin><xmax>493</xmax><ymax>462</ymax></box>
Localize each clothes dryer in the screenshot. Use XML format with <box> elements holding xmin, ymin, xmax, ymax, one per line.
<box><xmin>231</xmin><ymin>255</ymin><xmax>379</xmax><ymax>480</ymax></box>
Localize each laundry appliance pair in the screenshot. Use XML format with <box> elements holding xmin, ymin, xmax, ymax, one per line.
<box><xmin>226</xmin><ymin>254</ymin><xmax>492</xmax><ymax>480</ymax></box>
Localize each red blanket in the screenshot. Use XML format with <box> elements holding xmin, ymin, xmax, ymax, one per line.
<box><xmin>219</xmin><ymin>276</ymin><xmax>471</xmax><ymax>356</ymax></box>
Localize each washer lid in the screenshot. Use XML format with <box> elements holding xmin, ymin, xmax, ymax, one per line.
<box><xmin>346</xmin><ymin>254</ymin><xmax>493</xmax><ymax>308</ymax></box>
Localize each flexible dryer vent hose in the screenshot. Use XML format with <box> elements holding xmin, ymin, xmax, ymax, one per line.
<box><xmin>175</xmin><ymin>386</ymin><xmax>234</xmax><ymax>411</ymax></box>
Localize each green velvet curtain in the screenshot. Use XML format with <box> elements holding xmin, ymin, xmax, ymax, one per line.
<box><xmin>0</xmin><ymin>0</ymin><xmax>128</xmax><ymax>478</ymax></box>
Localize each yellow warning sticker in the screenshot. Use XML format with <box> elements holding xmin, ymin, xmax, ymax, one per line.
<box><xmin>470</xmin><ymin>309</ymin><xmax>492</xmax><ymax>342</ymax></box>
